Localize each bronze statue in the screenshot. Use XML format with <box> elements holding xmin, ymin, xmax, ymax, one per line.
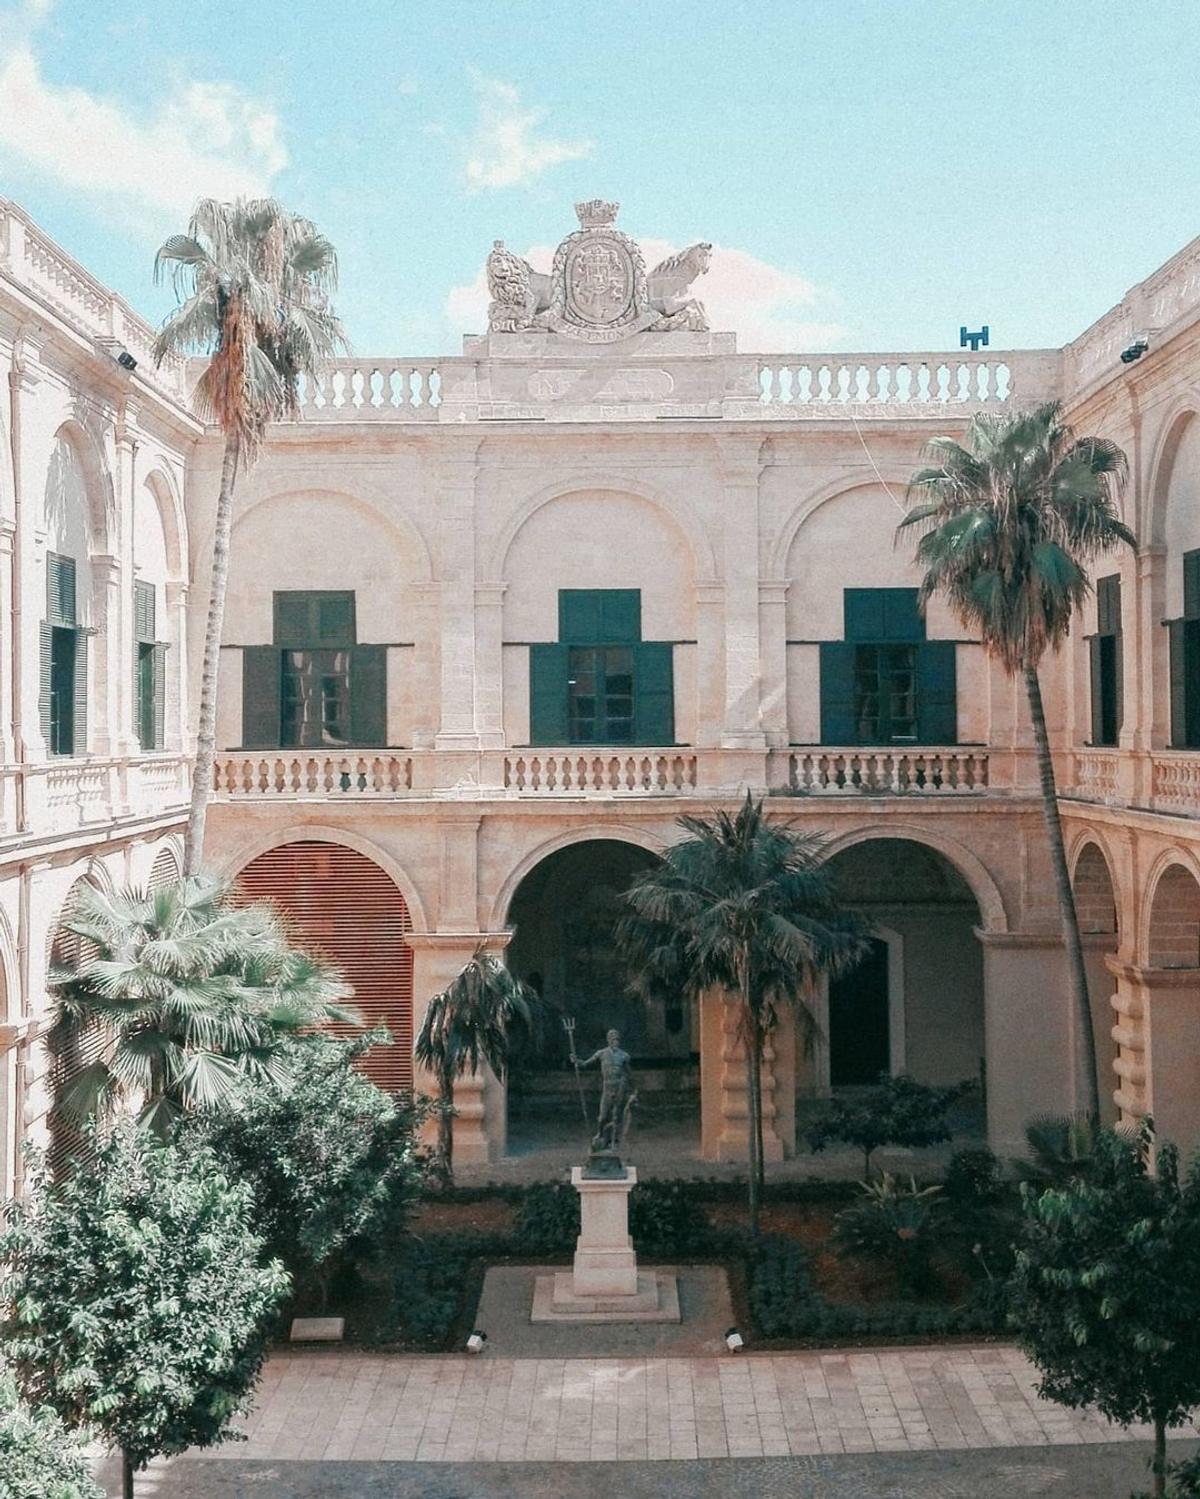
<box><xmin>571</xmin><ymin>1027</ymin><xmax>636</xmax><ymax>1153</ymax></box>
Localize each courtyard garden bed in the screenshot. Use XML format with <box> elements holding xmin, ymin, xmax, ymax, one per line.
<box><xmin>293</xmin><ymin>1165</ymin><xmax>1015</xmax><ymax>1353</ymax></box>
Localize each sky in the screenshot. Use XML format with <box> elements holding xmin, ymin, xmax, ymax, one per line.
<box><xmin>2</xmin><ymin>0</ymin><xmax>1199</xmax><ymax>356</ymax></box>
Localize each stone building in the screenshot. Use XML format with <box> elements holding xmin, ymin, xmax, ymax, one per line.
<box><xmin>1</xmin><ymin>194</ymin><xmax>1198</xmax><ymax>1178</ymax></box>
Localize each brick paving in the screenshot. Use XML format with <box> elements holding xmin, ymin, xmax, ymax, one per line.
<box><xmin>183</xmin><ymin>1346</ymin><xmax>1197</xmax><ymax>1464</ymax></box>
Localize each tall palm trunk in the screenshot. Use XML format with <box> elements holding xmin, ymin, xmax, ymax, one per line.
<box><xmin>184</xmin><ymin>431</ymin><xmax>240</xmax><ymax>875</ymax></box>
<box><xmin>1023</xmin><ymin>662</ymin><xmax>1102</xmax><ymax>1120</ymax></box>
<box><xmin>438</xmin><ymin>1068</ymin><xmax>455</xmax><ymax>1184</ymax></box>
<box><xmin>741</xmin><ymin>960</ymin><xmax>762</xmax><ymax>1235</ymax></box>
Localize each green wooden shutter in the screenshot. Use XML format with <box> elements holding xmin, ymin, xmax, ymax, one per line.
<box><xmin>47</xmin><ymin>553</ymin><xmax>76</xmax><ymax>627</ymax></box>
<box><xmin>634</xmin><ymin>641</ymin><xmax>674</xmax><ymax>745</ymax></box>
<box><xmin>1168</xmin><ymin>619</ymin><xmax>1190</xmax><ymax>748</ymax></box>
<box><xmin>317</xmin><ymin>593</ymin><xmax>355</xmax><ymax>644</ymax></box>
<box><xmin>529</xmin><ymin>643</ymin><xmax>569</xmax><ymax>743</ymax></box>
<box><xmin>152</xmin><ymin>643</ymin><xmax>167</xmax><ymax>750</ymax></box>
<box><xmin>884</xmin><ymin>589</ymin><xmax>924</xmax><ymax>642</ymax></box>
<box><xmin>273</xmin><ymin>593</ymin><xmax>313</xmax><ymax>645</ymax></box>
<box><xmin>558</xmin><ymin>591</ymin><xmax>601</xmax><ymax>644</ymax></box>
<box><xmin>38</xmin><ymin>621</ymin><xmax>52</xmax><ymax>747</ymax></box>
<box><xmin>1097</xmin><ymin>574</ymin><xmax>1121</xmax><ymax>635</ymax></box>
<box><xmin>1089</xmin><ymin>636</ymin><xmax>1105</xmax><ymax>745</ymax></box>
<box><xmin>844</xmin><ymin>589</ymin><xmax>885</xmax><ymax>642</ymax></box>
<box><xmin>133</xmin><ymin>579</ymin><xmax>155</xmax><ymax>642</ymax></box>
<box><xmin>820</xmin><ymin>641</ymin><xmax>857</xmax><ymax>743</ymax></box>
<box><xmin>349</xmin><ymin>645</ymin><xmax>387</xmax><ymax>745</ymax></box>
<box><xmin>1184</xmin><ymin>550</ymin><xmax>1200</xmax><ymax>620</ymax></box>
<box><xmin>242</xmin><ymin>646</ymin><xmax>282</xmax><ymax>749</ymax></box>
<box><xmin>72</xmin><ymin>630</ymin><xmax>87</xmax><ymax>755</ymax></box>
<box><xmin>917</xmin><ymin>641</ymin><xmax>957</xmax><ymax>744</ymax></box>
<box><xmin>600</xmin><ymin>590</ymin><xmax>641</xmax><ymax>643</ymax></box>
<box><xmin>1112</xmin><ymin>635</ymin><xmax>1123</xmax><ymax>740</ymax></box>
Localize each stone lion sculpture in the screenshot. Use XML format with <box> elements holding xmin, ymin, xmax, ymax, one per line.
<box><xmin>647</xmin><ymin>243</ymin><xmax>713</xmax><ymax>331</ymax></box>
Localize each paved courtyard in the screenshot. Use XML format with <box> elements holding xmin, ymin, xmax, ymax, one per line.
<box><xmin>96</xmin><ymin>1345</ymin><xmax>1199</xmax><ymax>1495</ymax></box>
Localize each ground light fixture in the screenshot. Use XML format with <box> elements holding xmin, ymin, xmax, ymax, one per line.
<box><xmin>724</xmin><ymin>1327</ymin><xmax>744</xmax><ymax>1352</ymax></box>
<box><xmin>467</xmin><ymin>1330</ymin><xmax>488</xmax><ymax>1354</ymax></box>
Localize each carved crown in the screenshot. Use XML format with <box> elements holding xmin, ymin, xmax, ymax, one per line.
<box><xmin>575</xmin><ymin>199</ymin><xmax>619</xmax><ymax>230</ymax></box>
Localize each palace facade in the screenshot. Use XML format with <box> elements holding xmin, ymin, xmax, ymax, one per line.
<box><xmin>2</xmin><ymin>195</ymin><xmax>1198</xmax><ymax>1176</ymax></box>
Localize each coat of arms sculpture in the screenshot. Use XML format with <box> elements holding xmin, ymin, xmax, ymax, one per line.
<box><xmin>486</xmin><ymin>200</ymin><xmax>712</xmax><ymax>342</ymax></box>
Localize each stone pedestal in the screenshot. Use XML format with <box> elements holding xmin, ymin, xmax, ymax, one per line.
<box><xmin>571</xmin><ymin>1165</ymin><xmax>637</xmax><ymax>1296</ymax></box>
<box><xmin>530</xmin><ymin>1164</ymin><xmax>680</xmax><ymax>1323</ymax></box>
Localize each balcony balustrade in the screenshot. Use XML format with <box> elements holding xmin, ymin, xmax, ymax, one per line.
<box><xmin>0</xmin><ymin>754</ymin><xmax>191</xmax><ymax>844</ymax></box>
<box><xmin>788</xmin><ymin>747</ymin><xmax>990</xmax><ymax>795</ymax></box>
<box><xmin>502</xmin><ymin>752</ymin><xmax>698</xmax><ymax>795</ymax></box>
<box><xmin>214</xmin><ymin>752</ymin><xmax>414</xmax><ymax>798</ymax></box>
<box><xmin>1149</xmin><ymin>752</ymin><xmax>1200</xmax><ymax>815</ymax></box>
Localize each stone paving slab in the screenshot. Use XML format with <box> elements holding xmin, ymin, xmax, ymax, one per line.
<box><xmin>107</xmin><ymin>1441</ymin><xmax>1200</xmax><ymax>1498</ymax></box>
<box><xmin>157</xmin><ymin>1346</ymin><xmax>1200</xmax><ymax>1466</ymax></box>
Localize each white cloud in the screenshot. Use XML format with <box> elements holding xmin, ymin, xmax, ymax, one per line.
<box><xmin>462</xmin><ymin>75</ymin><xmax>590</xmax><ymax>192</ymax></box>
<box><xmin>445</xmin><ymin>236</ymin><xmax>844</xmax><ymax>351</ymax></box>
<box><xmin>0</xmin><ymin>24</ymin><xmax>287</xmax><ymax>229</ymax></box>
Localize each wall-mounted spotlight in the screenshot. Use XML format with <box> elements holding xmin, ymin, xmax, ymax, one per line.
<box><xmin>1119</xmin><ymin>335</ymin><xmax>1150</xmax><ymax>366</ymax></box>
<box><xmin>116</xmin><ymin>350</ymin><xmax>138</xmax><ymax>371</ymax></box>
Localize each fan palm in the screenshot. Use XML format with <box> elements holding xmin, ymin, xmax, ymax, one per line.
<box><xmin>414</xmin><ymin>948</ymin><xmax>536</xmax><ymax>1183</ymax></box>
<box><xmin>616</xmin><ymin>795</ymin><xmax>871</xmax><ymax>1233</ymax></box>
<box><xmin>47</xmin><ymin>876</ymin><xmax>354</xmax><ymax>1144</ymax></box>
<box><xmin>900</xmin><ymin>401</ymin><xmax>1133</xmax><ymax>1120</ymax></box>
<box><xmin>153</xmin><ymin>198</ymin><xmax>347</xmax><ymax>873</ymax></box>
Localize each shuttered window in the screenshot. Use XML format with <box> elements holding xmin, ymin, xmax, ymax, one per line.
<box><xmin>242</xmin><ymin>592</ymin><xmax>386</xmax><ymax>748</ymax></box>
<box><xmin>1168</xmin><ymin>553</ymin><xmax>1200</xmax><ymax>749</ymax></box>
<box><xmin>820</xmin><ymin>588</ymin><xmax>955</xmax><ymax>745</ymax></box>
<box><xmin>42</xmin><ymin>553</ymin><xmax>84</xmax><ymax>757</ymax></box>
<box><xmin>134</xmin><ymin>579</ymin><xmax>166</xmax><ymax>751</ymax></box>
<box><xmin>234</xmin><ymin>841</ymin><xmax>414</xmax><ymax>1090</ymax></box>
<box><xmin>1089</xmin><ymin>574</ymin><xmax>1122</xmax><ymax>747</ymax></box>
<box><xmin>529</xmin><ymin>590</ymin><xmax>674</xmax><ymax>746</ymax></box>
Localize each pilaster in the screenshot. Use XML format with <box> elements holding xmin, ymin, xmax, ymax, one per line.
<box><xmin>1106</xmin><ymin>954</ymin><xmax>1200</xmax><ymax>1156</ymax></box>
<box><xmin>433</xmin><ymin>439</ymin><xmax>483</xmax><ymax>749</ymax></box>
<box><xmin>715</xmin><ymin>435</ymin><xmax>767</xmax><ymax>749</ymax></box>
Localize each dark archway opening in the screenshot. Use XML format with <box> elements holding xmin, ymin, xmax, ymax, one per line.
<box><xmin>505</xmin><ymin>838</ymin><xmax>699</xmax><ymax>1155</ymax></box>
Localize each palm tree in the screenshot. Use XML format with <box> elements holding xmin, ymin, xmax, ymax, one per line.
<box><xmin>900</xmin><ymin>401</ymin><xmax>1133</xmax><ymax>1120</ymax></box>
<box><xmin>414</xmin><ymin>948</ymin><xmax>536</xmax><ymax>1184</ymax></box>
<box><xmin>616</xmin><ymin>795</ymin><xmax>871</xmax><ymax>1233</ymax></box>
<box><xmin>153</xmin><ymin>199</ymin><xmax>347</xmax><ymax>874</ymax></box>
<box><xmin>47</xmin><ymin>876</ymin><xmax>354</xmax><ymax>1144</ymax></box>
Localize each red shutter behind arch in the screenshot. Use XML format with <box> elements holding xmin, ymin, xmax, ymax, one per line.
<box><xmin>235</xmin><ymin>841</ymin><xmax>414</xmax><ymax>1090</ymax></box>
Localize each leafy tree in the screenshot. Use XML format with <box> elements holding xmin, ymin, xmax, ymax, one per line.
<box><xmin>616</xmin><ymin>794</ymin><xmax>871</xmax><ymax>1233</ymax></box>
<box><xmin>47</xmin><ymin>876</ymin><xmax>352</xmax><ymax>1144</ymax></box>
<box><xmin>0</xmin><ymin>1127</ymin><xmax>289</xmax><ymax>1499</ymax></box>
<box><xmin>153</xmin><ymin>198</ymin><xmax>347</xmax><ymax>872</ymax></box>
<box><xmin>807</xmin><ymin>1073</ymin><xmax>975</xmax><ymax>1178</ymax></box>
<box><xmin>414</xmin><ymin>948</ymin><xmax>536</xmax><ymax>1183</ymax></box>
<box><xmin>188</xmin><ymin>1029</ymin><xmax>431</xmax><ymax>1305</ymax></box>
<box><xmin>1007</xmin><ymin>1125</ymin><xmax>1200</xmax><ymax>1499</ymax></box>
<box><xmin>901</xmin><ymin>402</ymin><xmax>1133</xmax><ymax>1120</ymax></box>
<box><xmin>0</xmin><ymin>1360</ymin><xmax>103</xmax><ymax>1499</ymax></box>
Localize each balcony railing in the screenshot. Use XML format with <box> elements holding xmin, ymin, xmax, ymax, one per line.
<box><xmin>788</xmin><ymin>748</ymin><xmax>990</xmax><ymax>795</ymax></box>
<box><xmin>0</xmin><ymin>754</ymin><xmax>190</xmax><ymax>842</ymax></box>
<box><xmin>214</xmin><ymin>752</ymin><xmax>414</xmax><ymax>798</ymax></box>
<box><xmin>503</xmin><ymin>753</ymin><xmax>698</xmax><ymax>795</ymax></box>
<box><xmin>1149</xmin><ymin>751</ymin><xmax>1200</xmax><ymax>815</ymax></box>
<box><xmin>1069</xmin><ymin>749</ymin><xmax>1121</xmax><ymax>805</ymax></box>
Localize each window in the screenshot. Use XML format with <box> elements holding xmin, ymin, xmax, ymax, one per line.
<box><xmin>819</xmin><ymin>588</ymin><xmax>956</xmax><ymax>745</ymax></box>
<box><xmin>40</xmin><ymin>552</ymin><xmax>86</xmax><ymax>757</ymax></box>
<box><xmin>528</xmin><ymin>589</ymin><xmax>674</xmax><ymax>746</ymax></box>
<box><xmin>1089</xmin><ymin>574</ymin><xmax>1122</xmax><ymax>747</ymax></box>
<box><xmin>1168</xmin><ymin>550</ymin><xmax>1200</xmax><ymax>749</ymax></box>
<box><xmin>241</xmin><ymin>591</ymin><xmax>386</xmax><ymax>750</ymax></box>
<box><xmin>133</xmin><ymin>579</ymin><xmax>166</xmax><ymax>751</ymax></box>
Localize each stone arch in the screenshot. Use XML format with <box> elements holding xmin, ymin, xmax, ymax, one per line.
<box><xmin>140</xmin><ymin>465</ymin><xmax>187</xmax><ymax>582</ymax></box>
<box><xmin>489</xmin><ymin>821</ymin><xmax>669</xmax><ymax>933</ymax></box>
<box><xmin>768</xmin><ymin>468</ymin><xmax>914</xmax><ymax>580</ymax></box>
<box><xmin>47</xmin><ymin>419</ymin><xmax>115</xmax><ymax>555</ymax></box>
<box><xmin>820</xmin><ymin>821</ymin><xmax>1008</xmax><ymax>933</ymax></box>
<box><xmin>1070</xmin><ymin>837</ymin><xmax>1120</xmax><ymax>936</ymax></box>
<box><xmin>215</xmin><ymin>822</ymin><xmax>429</xmax><ymax>933</ymax></box>
<box><xmin>231</xmin><ymin>487</ymin><xmax>433</xmax><ymax>581</ymax></box>
<box><xmin>1147</xmin><ymin>401</ymin><xmax>1200</xmax><ymax>548</ymax></box>
<box><xmin>1146</xmin><ymin>859</ymin><xmax>1200</xmax><ymax>969</ymax></box>
<box><xmin>486</xmin><ymin>474</ymin><xmax>717</xmax><ymax>582</ymax></box>
<box><xmin>233</xmin><ymin>838</ymin><xmax>416</xmax><ymax>1089</ymax></box>
<box><xmin>147</xmin><ymin>846</ymin><xmax>181</xmax><ymax>891</ymax></box>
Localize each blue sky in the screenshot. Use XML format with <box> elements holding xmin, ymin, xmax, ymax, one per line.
<box><xmin>2</xmin><ymin>0</ymin><xmax>1199</xmax><ymax>355</ymax></box>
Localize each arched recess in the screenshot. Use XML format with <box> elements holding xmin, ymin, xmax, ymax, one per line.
<box><xmin>1069</xmin><ymin>836</ymin><xmax>1121</xmax><ymax>1124</ymax></box>
<box><xmin>1150</xmin><ymin>409</ymin><xmax>1200</xmax><ymax>618</ymax></box>
<box><xmin>43</xmin><ymin>875</ymin><xmax>105</xmax><ymax>1177</ymax></box>
<box><xmin>0</xmin><ymin>906</ymin><xmax>18</xmax><ymax>1206</ymax></box>
<box><xmin>1147</xmin><ymin>403</ymin><xmax>1200</xmax><ymax>548</ymax></box>
<box><xmin>767</xmin><ymin>468</ymin><xmax>915</xmax><ymax>581</ymax></box>
<box><xmin>229</xmin><ymin>487</ymin><xmax>433</xmax><ymax>586</ymax></box>
<box><xmin>820</xmin><ymin>838</ymin><xmax>985</xmax><ymax>1097</ymax></box>
<box><xmin>821</xmin><ymin>822</ymin><xmax>1008</xmax><ymax>933</ymax></box>
<box><xmin>1071</xmin><ymin>839</ymin><xmax>1120</xmax><ymax>936</ymax></box>
<box><xmin>487</xmin><ymin>474</ymin><xmax>717</xmax><ymax>583</ymax></box>
<box><xmin>45</xmin><ymin>419</ymin><xmax>114</xmax><ymax>555</ymax></box>
<box><xmin>147</xmin><ymin>846</ymin><xmax>181</xmax><ymax>891</ymax></box>
<box><xmin>489</xmin><ymin>821</ymin><xmax>666</xmax><ymax>933</ymax></box>
<box><xmin>140</xmin><ymin>467</ymin><xmax>187</xmax><ymax>582</ymax></box>
<box><xmin>234</xmin><ymin>839</ymin><xmax>416</xmax><ymax>1089</ymax></box>
<box><xmin>1147</xmin><ymin>861</ymin><xmax>1200</xmax><ymax>969</ymax></box>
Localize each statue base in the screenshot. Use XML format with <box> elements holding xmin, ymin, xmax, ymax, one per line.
<box><xmin>529</xmin><ymin>1165</ymin><xmax>680</xmax><ymax>1322</ymax></box>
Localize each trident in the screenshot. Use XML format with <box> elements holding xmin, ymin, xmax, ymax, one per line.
<box><xmin>561</xmin><ymin>1015</ymin><xmax>589</xmax><ymax>1125</ymax></box>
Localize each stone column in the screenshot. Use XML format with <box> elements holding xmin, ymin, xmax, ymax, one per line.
<box><xmin>89</xmin><ymin>553</ymin><xmax>122</xmax><ymax>760</ymax></box>
<box><xmin>474</xmin><ymin>580</ymin><xmax>507</xmax><ymax>748</ymax></box>
<box><xmin>715</xmin><ymin>436</ymin><xmax>767</xmax><ymax>751</ymax></box>
<box><xmin>694</xmin><ymin>581</ymin><xmax>724</xmax><ymax>751</ymax></box>
<box><xmin>433</xmin><ymin>439</ymin><xmax>482</xmax><ymax>751</ymax></box>
<box><xmin>976</xmin><ymin>929</ymin><xmax>1075</xmax><ymax>1157</ymax></box>
<box><xmin>407</xmin><ymin>920</ymin><xmax>514</xmax><ymax>1167</ymax></box>
<box><xmin>164</xmin><ymin>580</ymin><xmax>189</xmax><ymax>754</ymax></box>
<box><xmin>758</xmin><ymin>577</ymin><xmax>789</xmax><ymax>750</ymax></box>
<box><xmin>699</xmin><ymin>988</ymin><xmax>791</xmax><ymax>1163</ymax></box>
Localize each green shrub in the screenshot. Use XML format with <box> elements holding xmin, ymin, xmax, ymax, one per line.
<box><xmin>0</xmin><ymin>1362</ymin><xmax>103</xmax><ymax>1499</ymax></box>
<box><xmin>513</xmin><ymin>1179</ymin><xmax>721</xmax><ymax>1257</ymax></box>
<box><xmin>944</xmin><ymin>1146</ymin><xmax>1002</xmax><ymax>1203</ymax></box>
<box><xmin>834</xmin><ymin>1173</ymin><xmax>945</xmax><ymax>1296</ymax></box>
<box><xmin>807</xmin><ymin>1074</ymin><xmax>975</xmax><ymax>1176</ymax></box>
<box><xmin>514</xmin><ymin>1183</ymin><xmax>578</xmax><ymax>1251</ymax></box>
